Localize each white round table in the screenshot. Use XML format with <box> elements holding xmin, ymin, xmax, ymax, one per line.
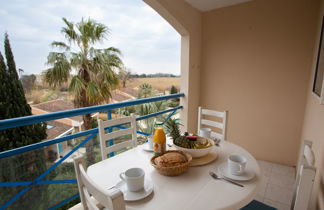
<box><xmin>87</xmin><ymin>141</ymin><xmax>261</xmax><ymax>210</ymax></box>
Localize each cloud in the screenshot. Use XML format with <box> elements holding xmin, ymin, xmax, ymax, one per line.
<box><xmin>0</xmin><ymin>0</ymin><xmax>180</xmax><ymax>75</ymax></box>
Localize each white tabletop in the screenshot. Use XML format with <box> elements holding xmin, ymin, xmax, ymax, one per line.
<box><xmin>87</xmin><ymin>141</ymin><xmax>261</xmax><ymax>210</ymax></box>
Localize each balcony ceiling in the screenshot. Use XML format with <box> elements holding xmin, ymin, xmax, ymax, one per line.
<box><xmin>185</xmin><ymin>0</ymin><xmax>253</xmax><ymax>11</ymax></box>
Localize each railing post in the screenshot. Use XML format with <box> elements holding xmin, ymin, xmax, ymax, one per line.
<box><xmin>107</xmin><ymin>110</ymin><xmax>114</xmax><ymax>157</ymax></box>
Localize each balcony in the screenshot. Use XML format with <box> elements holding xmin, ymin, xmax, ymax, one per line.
<box><xmin>0</xmin><ymin>94</ymin><xmax>184</xmax><ymax>209</ymax></box>
<box><xmin>1</xmin><ymin>0</ymin><xmax>324</xmax><ymax>209</ymax></box>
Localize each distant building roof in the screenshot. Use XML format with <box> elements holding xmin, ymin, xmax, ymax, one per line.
<box><xmin>46</xmin><ymin>120</ymin><xmax>72</xmax><ymax>140</ymax></box>
<box><xmin>33</xmin><ymin>99</ymin><xmax>82</xmax><ymax>122</ymax></box>
<box><xmin>33</xmin><ymin>88</ymin><xmax>138</xmax><ymax>122</ymax></box>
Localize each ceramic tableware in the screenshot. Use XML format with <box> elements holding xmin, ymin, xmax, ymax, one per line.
<box><xmin>199</xmin><ymin>128</ymin><xmax>211</xmax><ymax>138</ymax></box>
<box><xmin>143</xmin><ymin>135</ymin><xmax>154</xmax><ymax>152</ymax></box>
<box><xmin>147</xmin><ymin>135</ymin><xmax>153</xmax><ymax>150</ymax></box>
<box><xmin>173</xmin><ymin>137</ymin><xmax>214</xmax><ymax>158</ymax></box>
<box><xmin>142</xmin><ymin>143</ymin><xmax>154</xmax><ymax>152</ymax></box>
<box><xmin>115</xmin><ymin>179</ymin><xmax>154</xmax><ymax>201</ymax></box>
<box><xmin>228</xmin><ymin>155</ymin><xmax>247</xmax><ymax>176</ymax></box>
<box><xmin>218</xmin><ymin>163</ymin><xmax>255</xmax><ymax>181</ymax></box>
<box><xmin>119</xmin><ymin>168</ymin><xmax>145</xmax><ymax>192</ymax></box>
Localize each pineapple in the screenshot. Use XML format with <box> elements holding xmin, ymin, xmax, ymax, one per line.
<box><xmin>164</xmin><ymin>119</ymin><xmax>192</xmax><ymax>148</ymax></box>
<box><xmin>164</xmin><ymin>118</ymin><xmax>181</xmax><ymax>140</ymax></box>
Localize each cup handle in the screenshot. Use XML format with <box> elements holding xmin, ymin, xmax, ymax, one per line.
<box><xmin>119</xmin><ymin>172</ymin><xmax>125</xmax><ymax>181</ymax></box>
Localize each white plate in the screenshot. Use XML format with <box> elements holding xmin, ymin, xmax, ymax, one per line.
<box><xmin>218</xmin><ymin>163</ymin><xmax>255</xmax><ymax>181</ymax></box>
<box><xmin>142</xmin><ymin>143</ymin><xmax>153</xmax><ymax>152</ymax></box>
<box><xmin>115</xmin><ymin>179</ymin><xmax>154</xmax><ymax>201</ymax></box>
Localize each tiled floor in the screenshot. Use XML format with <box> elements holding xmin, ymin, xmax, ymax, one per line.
<box><xmin>255</xmin><ymin>160</ymin><xmax>296</xmax><ymax>210</ymax></box>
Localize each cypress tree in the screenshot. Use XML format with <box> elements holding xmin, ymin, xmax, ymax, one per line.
<box><xmin>0</xmin><ymin>52</ymin><xmax>9</xmax><ymax>148</ymax></box>
<box><xmin>0</xmin><ymin>52</ymin><xmax>7</xmax><ymax>111</ymax></box>
<box><xmin>0</xmin><ymin>33</ymin><xmax>48</xmax><ymax>209</ymax></box>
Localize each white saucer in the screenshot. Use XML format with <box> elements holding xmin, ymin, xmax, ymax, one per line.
<box><xmin>142</xmin><ymin>143</ymin><xmax>153</xmax><ymax>152</ymax></box>
<box><xmin>218</xmin><ymin>163</ymin><xmax>255</xmax><ymax>181</ymax></box>
<box><xmin>115</xmin><ymin>179</ymin><xmax>154</xmax><ymax>201</ymax></box>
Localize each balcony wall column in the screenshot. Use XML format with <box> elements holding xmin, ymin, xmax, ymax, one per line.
<box><xmin>143</xmin><ymin>0</ymin><xmax>202</xmax><ymax>133</ymax></box>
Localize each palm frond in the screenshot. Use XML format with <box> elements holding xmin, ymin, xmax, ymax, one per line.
<box><xmin>61</xmin><ymin>17</ymin><xmax>79</xmax><ymax>43</ymax></box>
<box><xmin>94</xmin><ymin>23</ymin><xmax>109</xmax><ymax>42</ymax></box>
<box><xmin>70</xmin><ymin>52</ymin><xmax>83</xmax><ymax>69</ymax></box>
<box><xmin>69</xmin><ymin>75</ymin><xmax>85</xmax><ymax>96</ymax></box>
<box><xmin>43</xmin><ymin>52</ymin><xmax>70</xmax><ymax>87</ymax></box>
<box><xmin>77</xmin><ymin>18</ymin><xmax>109</xmax><ymax>46</ymax></box>
<box><xmin>91</xmin><ymin>49</ymin><xmax>123</xmax><ymax>74</ymax></box>
<box><xmin>105</xmin><ymin>47</ymin><xmax>122</xmax><ymax>55</ymax></box>
<box><xmin>85</xmin><ymin>81</ymin><xmax>101</xmax><ymax>104</ymax></box>
<box><xmin>51</xmin><ymin>41</ymin><xmax>70</xmax><ymax>51</ymax></box>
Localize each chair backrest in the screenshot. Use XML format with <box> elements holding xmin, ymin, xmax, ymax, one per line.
<box><xmin>197</xmin><ymin>106</ymin><xmax>228</xmax><ymax>140</ymax></box>
<box><xmin>98</xmin><ymin>116</ymin><xmax>137</xmax><ymax>160</ymax></box>
<box><xmin>73</xmin><ymin>156</ymin><xmax>125</xmax><ymax>210</ymax></box>
<box><xmin>292</xmin><ymin>140</ymin><xmax>316</xmax><ymax>210</ymax></box>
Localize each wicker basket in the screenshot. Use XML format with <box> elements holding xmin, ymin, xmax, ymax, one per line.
<box><xmin>150</xmin><ymin>151</ymin><xmax>192</xmax><ymax>176</ymax></box>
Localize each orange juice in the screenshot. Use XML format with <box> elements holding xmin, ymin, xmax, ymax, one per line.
<box><xmin>153</xmin><ymin>127</ymin><xmax>166</xmax><ymax>155</ymax></box>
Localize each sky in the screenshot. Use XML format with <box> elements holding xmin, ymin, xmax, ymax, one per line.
<box><xmin>0</xmin><ymin>0</ymin><xmax>180</xmax><ymax>75</ymax></box>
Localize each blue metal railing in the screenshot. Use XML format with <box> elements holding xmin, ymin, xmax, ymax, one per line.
<box><xmin>0</xmin><ymin>93</ymin><xmax>184</xmax><ymax>209</ymax></box>
<box><xmin>0</xmin><ymin>93</ymin><xmax>184</xmax><ymax>131</ymax></box>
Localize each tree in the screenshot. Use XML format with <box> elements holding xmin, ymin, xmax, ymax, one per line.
<box><xmin>137</xmin><ymin>83</ymin><xmax>153</xmax><ymax>99</ymax></box>
<box><xmin>170</xmin><ymin>85</ymin><xmax>178</xmax><ymax>94</ymax></box>
<box><xmin>136</xmin><ymin>84</ymin><xmax>167</xmax><ymax>136</ymax></box>
<box><xmin>118</xmin><ymin>67</ymin><xmax>131</xmax><ymax>88</ymax></box>
<box><xmin>136</xmin><ymin>101</ymin><xmax>168</xmax><ymax>136</ymax></box>
<box><xmin>0</xmin><ymin>52</ymin><xmax>7</xmax><ymax>118</ymax></box>
<box><xmin>0</xmin><ymin>33</ymin><xmax>48</xmax><ymax>209</ymax></box>
<box><xmin>20</xmin><ymin>74</ymin><xmax>36</xmax><ymax>93</ymax></box>
<box><xmin>18</xmin><ymin>68</ymin><xmax>24</xmax><ymax>77</ymax></box>
<box><xmin>169</xmin><ymin>85</ymin><xmax>180</xmax><ymax>107</ymax></box>
<box><xmin>43</xmin><ymin>18</ymin><xmax>123</xmax><ymax>163</ymax></box>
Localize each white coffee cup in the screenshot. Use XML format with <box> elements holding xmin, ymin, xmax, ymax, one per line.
<box><xmin>228</xmin><ymin>155</ymin><xmax>247</xmax><ymax>176</ymax></box>
<box><xmin>119</xmin><ymin>168</ymin><xmax>145</xmax><ymax>192</ymax></box>
<box><xmin>147</xmin><ymin>135</ymin><xmax>153</xmax><ymax>150</ymax></box>
<box><xmin>199</xmin><ymin>128</ymin><xmax>211</xmax><ymax>138</ymax></box>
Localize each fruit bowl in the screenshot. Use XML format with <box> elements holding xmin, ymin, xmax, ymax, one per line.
<box><xmin>173</xmin><ymin>137</ymin><xmax>214</xmax><ymax>158</ymax></box>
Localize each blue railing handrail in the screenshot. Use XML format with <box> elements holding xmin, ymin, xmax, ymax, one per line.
<box><xmin>0</xmin><ymin>93</ymin><xmax>184</xmax><ymax>131</ymax></box>
<box><xmin>0</xmin><ymin>106</ymin><xmax>183</xmax><ymax>159</ymax></box>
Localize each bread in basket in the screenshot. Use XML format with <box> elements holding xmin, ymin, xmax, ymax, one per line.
<box><xmin>150</xmin><ymin>151</ymin><xmax>192</xmax><ymax>176</ymax></box>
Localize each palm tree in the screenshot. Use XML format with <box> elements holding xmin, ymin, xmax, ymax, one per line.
<box><xmin>136</xmin><ymin>84</ymin><xmax>168</xmax><ymax>135</ymax></box>
<box><xmin>136</xmin><ymin>101</ymin><xmax>168</xmax><ymax>136</ymax></box>
<box><xmin>43</xmin><ymin>18</ymin><xmax>123</xmax><ymax>163</ymax></box>
<box><xmin>137</xmin><ymin>83</ymin><xmax>153</xmax><ymax>98</ymax></box>
<box><xmin>118</xmin><ymin>66</ymin><xmax>131</xmax><ymax>88</ymax></box>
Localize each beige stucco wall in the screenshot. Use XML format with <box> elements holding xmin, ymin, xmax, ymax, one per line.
<box><xmin>301</xmin><ymin>0</ymin><xmax>324</xmax><ymax>208</ymax></box>
<box><xmin>145</xmin><ymin>0</ymin><xmax>323</xmax><ymax>206</ymax></box>
<box><xmin>143</xmin><ymin>0</ymin><xmax>201</xmax><ymax>133</ymax></box>
<box><xmin>200</xmin><ymin>0</ymin><xmax>319</xmax><ymax>166</ymax></box>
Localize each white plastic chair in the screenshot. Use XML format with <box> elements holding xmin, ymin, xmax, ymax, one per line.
<box><xmin>98</xmin><ymin>116</ymin><xmax>137</xmax><ymax>160</ymax></box>
<box><xmin>197</xmin><ymin>106</ymin><xmax>228</xmax><ymax>140</ymax></box>
<box><xmin>291</xmin><ymin>140</ymin><xmax>316</xmax><ymax>210</ymax></box>
<box><xmin>73</xmin><ymin>156</ymin><xmax>125</xmax><ymax>210</ymax></box>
